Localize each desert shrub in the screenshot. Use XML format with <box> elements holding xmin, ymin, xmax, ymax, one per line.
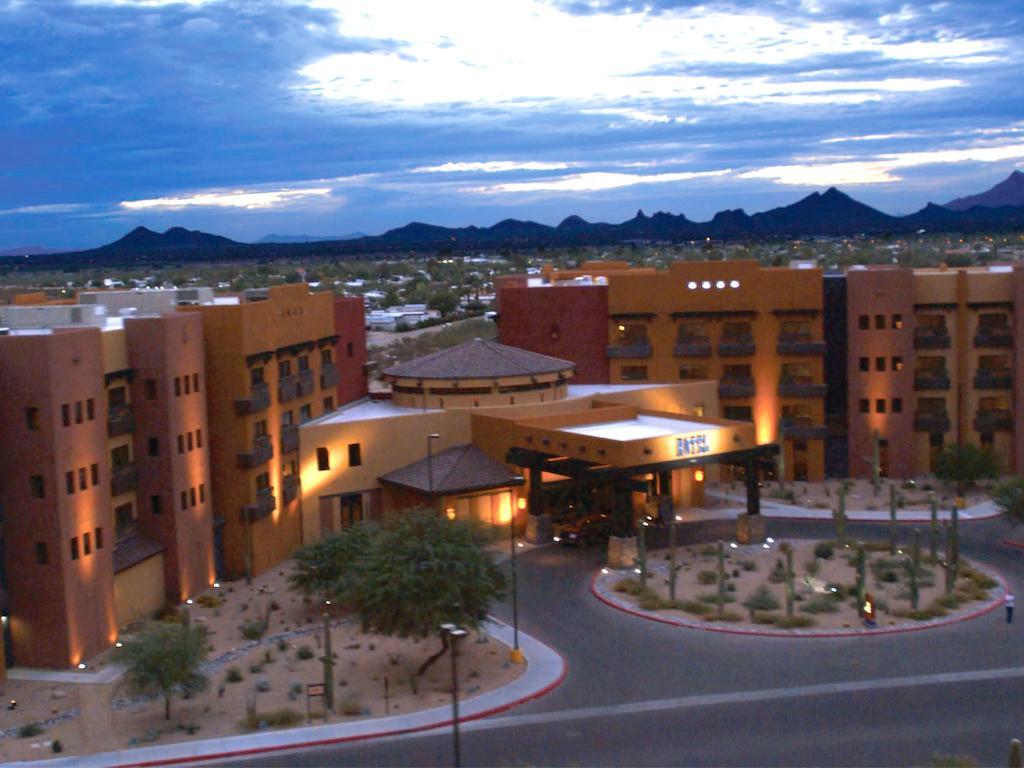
<box><xmin>768</xmin><ymin>559</ymin><xmax>787</xmax><ymax>584</ymax></box>
<box><xmin>17</xmin><ymin>723</ymin><xmax>43</xmax><ymax>738</ymax></box>
<box><xmin>805</xmin><ymin>559</ymin><xmax>820</xmax><ymax>577</ymax></box>
<box><xmin>769</xmin><ymin>487</ymin><xmax>796</xmax><ymax>502</ymax></box>
<box><xmin>698</xmin><ymin>545</ymin><xmax>718</xmax><ymax>557</ymax></box>
<box><xmin>51</xmin><ymin>740</ymin><xmax>63</xmax><ymax>753</ymax></box>
<box><xmin>704</xmin><ymin>610</ymin><xmax>743</xmax><ymax>623</ymax></box>
<box><xmin>196</xmin><ymin>594</ymin><xmax>222</xmax><ymax>608</ymax></box>
<box><xmin>240</xmin><ymin>708</ymin><xmax>302</xmax><ymax>731</ymax></box>
<box><xmin>614</xmin><ymin>578</ymin><xmax>642</xmax><ymax>595</ymax></box>
<box><xmin>800</xmin><ymin>594</ymin><xmax>841</xmax><ymax>614</ymax></box>
<box><xmin>341</xmin><ymin>698</ymin><xmax>366</xmax><ymax>716</ymax></box>
<box><xmin>754</xmin><ymin>613</ymin><xmax>781</xmax><ymax>624</ymax></box>
<box><xmin>679</xmin><ymin>600</ymin><xmax>712</xmax><ymax>615</ymax></box>
<box><xmin>935</xmin><ymin>593</ymin><xmax>959</xmax><ymax>609</ymax></box>
<box><xmin>255</xmin><ymin>678</ymin><xmax>271</xmax><ymax>692</ymax></box>
<box><xmin>774</xmin><ymin>615</ymin><xmax>815</xmax><ymax>629</ymax></box>
<box><xmin>240</xmin><ymin>619</ymin><xmax>267</xmax><ymax>641</ymax></box>
<box><xmin>742</xmin><ymin>584</ymin><xmax>780</xmax><ymax>620</ymax></box>
<box><xmin>697</xmin><ymin>592</ymin><xmax>735</xmax><ymax>604</ymax></box>
<box><xmin>637</xmin><ymin>588</ymin><xmax>669</xmax><ymax>611</ymax></box>
<box><xmin>156</xmin><ymin>606</ymin><xmax>183</xmax><ymax>624</ymax></box>
<box><xmin>696</xmin><ymin>570</ymin><xmax>718</xmax><ymax>585</ymax></box>
<box><xmin>296</xmin><ymin>645</ymin><xmax>315</xmax><ymax>661</ymax></box>
<box><xmin>962</xmin><ymin>567</ymin><xmax>997</xmax><ymax>590</ymax></box>
<box><xmin>225</xmin><ymin>666</ymin><xmax>243</xmax><ymax>683</ymax></box>
<box><xmin>277</xmin><ymin>638</ymin><xmax>288</xmax><ymax>653</ymax></box>
<box><xmin>740</xmin><ymin>559</ymin><xmax>757</xmax><ymax>572</ymax></box>
<box><xmin>813</xmin><ymin>542</ymin><xmax>834</xmax><ymax>560</ymax></box>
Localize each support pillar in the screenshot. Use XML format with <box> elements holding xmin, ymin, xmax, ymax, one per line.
<box><xmin>525</xmin><ymin>463</ymin><xmax>551</xmax><ymax>544</ymax></box>
<box><xmin>738</xmin><ymin>458</ymin><xmax>766</xmax><ymax>543</ymax></box>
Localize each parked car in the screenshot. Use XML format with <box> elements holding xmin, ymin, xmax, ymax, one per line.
<box><xmin>552</xmin><ymin>513</ymin><xmax>611</xmax><ymax>547</ymax></box>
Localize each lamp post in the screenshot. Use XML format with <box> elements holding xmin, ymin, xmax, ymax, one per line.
<box><xmin>440</xmin><ymin>623</ymin><xmax>467</xmax><ymax>768</ymax></box>
<box><xmin>427</xmin><ymin>433</ymin><xmax>441</xmax><ymax>495</ymax></box>
<box><xmin>510</xmin><ymin>496</ymin><xmax>526</xmax><ymax>663</ymax></box>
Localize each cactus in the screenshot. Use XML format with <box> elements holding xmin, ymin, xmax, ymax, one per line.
<box><xmin>944</xmin><ymin>521</ymin><xmax>955</xmax><ymax>596</ymax></box>
<box><xmin>871</xmin><ymin>429</ymin><xmax>881</xmax><ymax>497</ymax></box>
<box><xmin>929</xmin><ymin>495</ymin><xmax>939</xmax><ymax>560</ymax></box>
<box><xmin>1010</xmin><ymin>738</ymin><xmax>1023</xmax><ymax>768</ymax></box>
<box><xmin>636</xmin><ymin>519</ymin><xmax>648</xmax><ymax>590</ymax></box>
<box><xmin>321</xmin><ymin>612</ymin><xmax>335</xmax><ymax>713</ymax></box>
<box><xmin>889</xmin><ymin>483</ymin><xmax>898</xmax><ymax>555</ymax></box>
<box><xmin>834</xmin><ymin>483</ymin><xmax>847</xmax><ymax>544</ymax></box>
<box><xmin>716</xmin><ymin>540</ymin><xmax>726</xmax><ymax>617</ymax></box>
<box><xmin>855</xmin><ymin>544</ymin><xmax>866</xmax><ymax>615</ymax></box>
<box><xmin>782</xmin><ymin>543</ymin><xmax>795</xmax><ymax>618</ymax></box>
<box><xmin>950</xmin><ymin>505</ymin><xmax>960</xmax><ymax>585</ymax></box>
<box><xmin>908</xmin><ymin>529</ymin><xmax>921</xmax><ymax>610</ymax></box>
<box><xmin>668</xmin><ymin>520</ymin><xmax>678</xmax><ymax>605</ymax></box>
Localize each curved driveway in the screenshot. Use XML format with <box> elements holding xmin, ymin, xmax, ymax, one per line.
<box><xmin>238</xmin><ymin>517</ymin><xmax>1024</xmax><ymax>767</ymax></box>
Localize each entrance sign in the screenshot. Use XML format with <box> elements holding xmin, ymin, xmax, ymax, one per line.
<box><xmin>676</xmin><ymin>434</ymin><xmax>710</xmax><ymax>457</ymax></box>
<box><xmin>307</xmin><ymin>683</ymin><xmax>327</xmax><ymax>722</ymax></box>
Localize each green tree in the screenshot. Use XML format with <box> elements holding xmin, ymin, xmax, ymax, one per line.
<box><xmin>427</xmin><ymin>289</ymin><xmax>460</xmax><ymax>317</ymax></box>
<box><xmin>933</xmin><ymin>443</ymin><xmax>999</xmax><ymax>488</ymax></box>
<box><xmin>356</xmin><ymin>510</ymin><xmax>505</xmax><ymax>675</ymax></box>
<box><xmin>114</xmin><ymin>621</ymin><xmax>209</xmax><ymax>721</ymax></box>
<box><xmin>288</xmin><ymin>524</ymin><xmax>376</xmax><ymax>601</ymax></box>
<box><xmin>992</xmin><ymin>476</ymin><xmax>1024</xmax><ymax>527</ymax></box>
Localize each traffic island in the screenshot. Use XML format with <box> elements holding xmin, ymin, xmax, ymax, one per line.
<box><xmin>592</xmin><ymin>538</ymin><xmax>1005</xmax><ymax>637</ymax></box>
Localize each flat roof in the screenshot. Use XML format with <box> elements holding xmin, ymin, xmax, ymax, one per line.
<box><xmin>559</xmin><ymin>414</ymin><xmax>717</xmax><ymax>441</ymax></box>
<box><xmin>566</xmin><ymin>383</ymin><xmax>681</xmax><ymax>398</ymax></box>
<box><xmin>306</xmin><ymin>397</ymin><xmax>440</xmax><ymax>426</ymax></box>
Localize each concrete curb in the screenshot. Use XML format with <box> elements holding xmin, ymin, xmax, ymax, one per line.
<box><xmin>17</xmin><ymin>619</ymin><xmax>566</xmax><ymax>768</ymax></box>
<box><xmin>591</xmin><ymin>559</ymin><xmax>1008</xmax><ymax>640</ymax></box>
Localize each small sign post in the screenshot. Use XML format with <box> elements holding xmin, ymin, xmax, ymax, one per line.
<box><xmin>307</xmin><ymin>683</ymin><xmax>327</xmax><ymax>723</ymax></box>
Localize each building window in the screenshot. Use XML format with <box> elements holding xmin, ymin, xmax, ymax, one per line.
<box><xmin>66</xmin><ymin>471</ymin><xmax>75</xmax><ymax>495</ymax></box>
<box><xmin>29</xmin><ymin>474</ymin><xmax>45</xmax><ymax>498</ymax></box>
<box><xmin>256</xmin><ymin>472</ymin><xmax>270</xmax><ymax>491</ymax></box>
<box><xmin>109</xmin><ymin>386</ymin><xmax>127</xmax><ymax>408</ymax></box>
<box><xmin>183</xmin><ymin>375</ymin><xmax>191</xmax><ymax>395</ymax></box>
<box><xmin>196</xmin><ymin>429</ymin><xmax>203</xmax><ymax>448</ymax></box>
<box><xmin>876</xmin><ymin>399</ymin><xmax>886</xmax><ymax>414</ymax></box>
<box><xmin>90</xmin><ymin>463</ymin><xmax>99</xmax><ymax>486</ymax></box>
<box><xmin>317</xmin><ymin>447</ymin><xmax>330</xmax><ymax>471</ymax></box>
<box><xmin>86</xmin><ymin>398</ymin><xmax>95</xmax><ymax>421</ymax></box>
<box><xmin>893</xmin><ymin>398</ymin><xmax>903</xmax><ymax>414</ymax></box>
<box><xmin>95</xmin><ymin>527</ymin><xmax>103</xmax><ymax>550</ymax></box>
<box><xmin>70</xmin><ymin>537</ymin><xmax>79</xmax><ymax>561</ymax></box>
<box><xmin>892</xmin><ymin>314</ymin><xmax>903</xmax><ymax>329</ymax></box>
<box><xmin>62</xmin><ymin>403</ymin><xmax>71</xmax><ymax>427</ymax></box>
<box><xmin>347</xmin><ymin>341</ymin><xmax>354</xmax><ymax>358</ymax></box>
<box><xmin>177</xmin><ymin>434</ymin><xmax>185</xmax><ymax>454</ymax></box>
<box><xmin>148</xmin><ymin>437</ymin><xmax>159</xmax><ymax>457</ymax></box>
<box><xmin>250</xmin><ymin>367</ymin><xmax>264</xmax><ymax>386</ymax></box>
<box><xmin>78</xmin><ymin>468</ymin><xmax>87</xmax><ymax>491</ymax></box>
<box><xmin>300</xmin><ymin>404</ymin><xmax>312</xmax><ymax>423</ymax></box>
<box><xmin>321</xmin><ymin>349</ymin><xmax>333</xmax><ymax>365</ymax></box>
<box><xmin>875</xmin><ymin>357</ymin><xmax>886</xmax><ymax>372</ymax></box>
<box><xmin>858</xmin><ymin>315</ymin><xmax>869</xmax><ymax>330</ymax></box>
<box><xmin>255</xmin><ymin>419</ymin><xmax>268</xmax><ymax>438</ymax></box>
<box><xmin>298</xmin><ymin>355</ymin><xmax>309</xmax><ymax>372</ymax></box>
<box><xmin>858</xmin><ymin>357</ymin><xmax>869</xmax><ymax>372</ymax></box>
<box><xmin>981</xmin><ymin>432</ymin><xmax>995</xmax><ymax>448</ymax></box>
<box><xmin>174</xmin><ymin>377</ymin><xmax>181</xmax><ymax>397</ymax></box>
<box><xmin>111</xmin><ymin>444</ymin><xmax>130</xmax><ymax>468</ymax></box>
<box><xmin>199</xmin><ymin>484</ymin><xmax>206</xmax><ymax>503</ymax></box>
<box><xmin>679</xmin><ymin>364</ymin><xmax>709</xmax><ymax>381</ymax></box>
<box><xmin>151</xmin><ymin>495</ymin><xmax>162</xmax><ymax>515</ymax></box>
<box><xmin>278</xmin><ymin>360</ymin><xmax>292</xmax><ymax>379</ymax></box>
<box><xmin>620</xmin><ymin>365</ymin><xmax>648</xmax><ymax>381</ymax></box>
<box><xmin>190</xmin><ymin>487</ymin><xmax>197</xmax><ymax>507</ymax></box>
<box><xmin>115</xmin><ymin>502</ymin><xmax>135</xmax><ymax>540</ymax></box>
<box><xmin>892</xmin><ymin>356</ymin><xmax>903</xmax><ymax>371</ymax></box>
<box><xmin>323</xmin><ymin>396</ymin><xmax>334</xmax><ymax>413</ymax></box>
<box><xmin>25</xmin><ymin>407</ymin><xmax>40</xmax><ymax>431</ymax></box>
<box><xmin>83</xmin><ymin>531</ymin><xmax>91</xmax><ymax>556</ymax></box>
<box><xmin>874</xmin><ymin>314</ymin><xmax>885</xmax><ymax>330</ymax></box>
<box><xmin>75</xmin><ymin>401</ymin><xmax>83</xmax><ymax>424</ymax></box>
<box><xmin>192</xmin><ymin>373</ymin><xmax>200</xmax><ymax>392</ymax></box>
<box><xmin>859</xmin><ymin>398</ymin><xmax>869</xmax><ymax>414</ymax></box>
<box><xmin>180</xmin><ymin>491</ymin><xmax>188</xmax><ymax>511</ymax></box>
<box><xmin>723</xmin><ymin>405</ymin><xmax>753</xmax><ymax>421</ymax></box>
<box><xmin>144</xmin><ymin>378</ymin><xmax>157</xmax><ymax>400</ymax></box>
<box><xmin>348</xmin><ymin>443</ymin><xmax>362</xmax><ymax>467</ymax></box>
<box><xmin>35</xmin><ymin>542</ymin><xmax>48</xmax><ymax>565</ymax></box>
<box><xmin>187</xmin><ymin>432</ymin><xmax>194</xmax><ymax>451</ymax></box>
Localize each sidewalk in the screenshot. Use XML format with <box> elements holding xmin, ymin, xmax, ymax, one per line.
<box><xmin>15</xmin><ymin>619</ymin><xmax>565</xmax><ymax>768</ymax></box>
<box><xmin>702</xmin><ymin>490</ymin><xmax>999</xmax><ymax>524</ymax></box>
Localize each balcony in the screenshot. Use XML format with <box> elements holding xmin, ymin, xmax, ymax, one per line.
<box><xmin>278</xmin><ymin>375</ymin><xmax>299</xmax><ymax>403</ymax></box>
<box><xmin>282</xmin><ymin>474</ymin><xmax>301</xmax><ymax>505</ymax></box>
<box><xmin>975</xmin><ymin>409</ymin><xmax>1013</xmax><ymax>433</ymax></box>
<box><xmin>242</xmin><ymin>487</ymin><xmax>276</xmax><ymax>523</ymax></box>
<box><xmin>280</xmin><ymin>424</ymin><xmax>299</xmax><ymax>454</ymax></box>
<box><xmin>974</xmin><ymin>369</ymin><xmax>1013</xmax><ymax>390</ymax></box>
<box><xmin>110</xmin><ymin>463</ymin><xmax>138</xmax><ymax>497</ymax></box>
<box><xmin>780</xmin><ymin>419</ymin><xmax>828</xmax><ymax>440</ymax></box>
<box><xmin>776</xmin><ymin>334</ymin><xmax>827</xmax><ymax>356</ymax></box>
<box><xmin>237</xmin><ymin>435</ymin><xmax>273</xmax><ymax>469</ymax></box>
<box><xmin>107</xmin><ymin>404</ymin><xmax>135</xmax><ymax>438</ymax></box>
<box><xmin>718</xmin><ymin>378</ymin><xmax>755</xmax><ymax>398</ymax></box>
<box><xmin>913</xmin><ymin>328</ymin><xmax>951</xmax><ymax>350</ymax></box>
<box><xmin>913</xmin><ymin>370</ymin><xmax>951</xmax><ymax>391</ymax></box>
<box><xmin>234</xmin><ymin>383</ymin><xmax>270</xmax><ymax>415</ymax></box>
<box><xmin>606</xmin><ymin>342</ymin><xmax>652</xmax><ymax>358</ymax></box>
<box><xmin>718</xmin><ymin>335</ymin><xmax>755</xmax><ymax>357</ymax></box>
<box><xmin>320</xmin><ymin>362</ymin><xmax>340</xmax><ymax>389</ymax></box>
<box><xmin>974</xmin><ymin>328</ymin><xmax>1013</xmax><ymax>348</ymax></box>
<box><xmin>778</xmin><ymin>379</ymin><xmax>827</xmax><ymax>398</ymax></box>
<box><xmin>297</xmin><ymin>369</ymin><xmax>315</xmax><ymax>397</ymax></box>
<box><xmin>913</xmin><ymin>412</ymin><xmax>951</xmax><ymax>433</ymax></box>
<box><xmin>673</xmin><ymin>337</ymin><xmax>711</xmax><ymax>358</ymax></box>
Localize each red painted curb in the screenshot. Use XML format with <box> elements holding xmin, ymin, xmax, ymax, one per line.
<box><xmin>591</xmin><ymin>564</ymin><xmax>1007</xmax><ymax>640</ymax></box>
<box><xmin>114</xmin><ymin>648</ymin><xmax>568</xmax><ymax>768</ymax></box>
<box><xmin>764</xmin><ymin>511</ymin><xmax>1001</xmax><ymax>524</ymax></box>
<box><xmin>1003</xmin><ymin>539</ymin><xmax>1024</xmax><ymax>551</ymax></box>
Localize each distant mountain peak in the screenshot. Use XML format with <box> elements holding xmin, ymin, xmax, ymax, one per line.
<box><xmin>557</xmin><ymin>214</ymin><xmax>590</xmax><ymax>230</ymax></box>
<box><xmin>945</xmin><ymin>170</ymin><xmax>1024</xmax><ymax>211</ymax></box>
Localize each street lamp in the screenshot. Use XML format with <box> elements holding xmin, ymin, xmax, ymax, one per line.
<box><xmin>427</xmin><ymin>433</ymin><xmax>441</xmax><ymax>495</ymax></box>
<box><xmin>510</xmin><ymin>496</ymin><xmax>526</xmax><ymax>664</ymax></box>
<box><xmin>440</xmin><ymin>623</ymin><xmax>467</xmax><ymax>768</ymax></box>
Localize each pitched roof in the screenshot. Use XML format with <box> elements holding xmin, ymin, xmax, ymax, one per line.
<box><xmin>383</xmin><ymin>338</ymin><xmax>574</xmax><ymax>380</ymax></box>
<box><xmin>379</xmin><ymin>443</ymin><xmax>525</xmax><ymax>495</ymax></box>
<box><xmin>113</xmin><ymin>534</ymin><xmax>165</xmax><ymax>573</ymax></box>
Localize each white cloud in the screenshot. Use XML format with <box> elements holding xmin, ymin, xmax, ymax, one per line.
<box><xmin>822</xmin><ymin>133</ymin><xmax>917</xmax><ymax>144</ymax></box>
<box><xmin>582</xmin><ymin>108</ymin><xmax>688</xmax><ymax>124</ymax></box>
<box><xmin>741</xmin><ymin>141</ymin><xmax>1024</xmax><ymax>186</ymax></box>
<box><xmin>0</xmin><ymin>203</ymin><xmax>89</xmax><ymax>215</ymax></box>
<box><xmin>297</xmin><ymin>1</ymin><xmax>994</xmax><ymax>110</ymax></box>
<box><xmin>120</xmin><ymin>187</ymin><xmax>334</xmax><ymax>210</ymax></box>
<box><xmin>471</xmin><ymin>169</ymin><xmax>731</xmax><ymax>194</ymax></box>
<box><xmin>411</xmin><ymin>161</ymin><xmax>572</xmax><ymax>174</ymax></box>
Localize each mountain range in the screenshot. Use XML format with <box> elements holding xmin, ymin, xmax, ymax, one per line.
<box><xmin>19</xmin><ymin>171</ymin><xmax>1024</xmax><ymax>267</ymax></box>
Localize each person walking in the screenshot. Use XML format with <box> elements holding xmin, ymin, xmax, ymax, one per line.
<box><xmin>1006</xmin><ymin>593</ymin><xmax>1015</xmax><ymax>624</ymax></box>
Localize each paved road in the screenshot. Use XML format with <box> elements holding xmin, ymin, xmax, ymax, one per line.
<box><xmin>237</xmin><ymin>518</ymin><xmax>1024</xmax><ymax>767</ymax></box>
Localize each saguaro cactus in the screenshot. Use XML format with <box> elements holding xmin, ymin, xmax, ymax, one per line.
<box><xmin>716</xmin><ymin>540</ymin><xmax>727</xmax><ymax>617</ymax></box>
<box><xmin>856</xmin><ymin>544</ymin><xmax>867</xmax><ymax>615</ymax></box>
<box><xmin>322</xmin><ymin>612</ymin><xmax>335</xmax><ymax>713</ymax></box>
<box><xmin>889</xmin><ymin>483</ymin><xmax>898</xmax><ymax>555</ymax></box>
<box><xmin>782</xmin><ymin>542</ymin><xmax>795</xmax><ymax>618</ymax></box>
<box><xmin>908</xmin><ymin>529</ymin><xmax>921</xmax><ymax>610</ymax></box>
<box><xmin>834</xmin><ymin>483</ymin><xmax>848</xmax><ymax>545</ymax></box>
<box><xmin>668</xmin><ymin>520</ymin><xmax>678</xmax><ymax>605</ymax></box>
<box><xmin>929</xmin><ymin>495</ymin><xmax>939</xmax><ymax>560</ymax></box>
<box><xmin>950</xmin><ymin>505</ymin><xmax>960</xmax><ymax>585</ymax></box>
<box><xmin>636</xmin><ymin>519</ymin><xmax>648</xmax><ymax>590</ymax></box>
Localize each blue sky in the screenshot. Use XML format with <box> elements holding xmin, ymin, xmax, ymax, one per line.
<box><xmin>1</xmin><ymin>0</ymin><xmax>1022</xmax><ymax>249</ymax></box>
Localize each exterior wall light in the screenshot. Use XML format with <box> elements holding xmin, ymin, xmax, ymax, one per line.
<box><xmin>446</xmin><ymin>508</ymin><xmax>456</xmax><ymax>520</ymax></box>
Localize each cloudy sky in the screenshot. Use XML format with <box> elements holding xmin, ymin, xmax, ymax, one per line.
<box><xmin>1</xmin><ymin>0</ymin><xmax>1022</xmax><ymax>249</ymax></box>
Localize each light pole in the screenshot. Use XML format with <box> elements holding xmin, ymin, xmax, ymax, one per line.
<box><xmin>510</xmin><ymin>496</ymin><xmax>525</xmax><ymax>663</ymax></box>
<box><xmin>427</xmin><ymin>433</ymin><xmax>441</xmax><ymax>495</ymax></box>
<box><xmin>440</xmin><ymin>623</ymin><xmax>467</xmax><ymax>768</ymax></box>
